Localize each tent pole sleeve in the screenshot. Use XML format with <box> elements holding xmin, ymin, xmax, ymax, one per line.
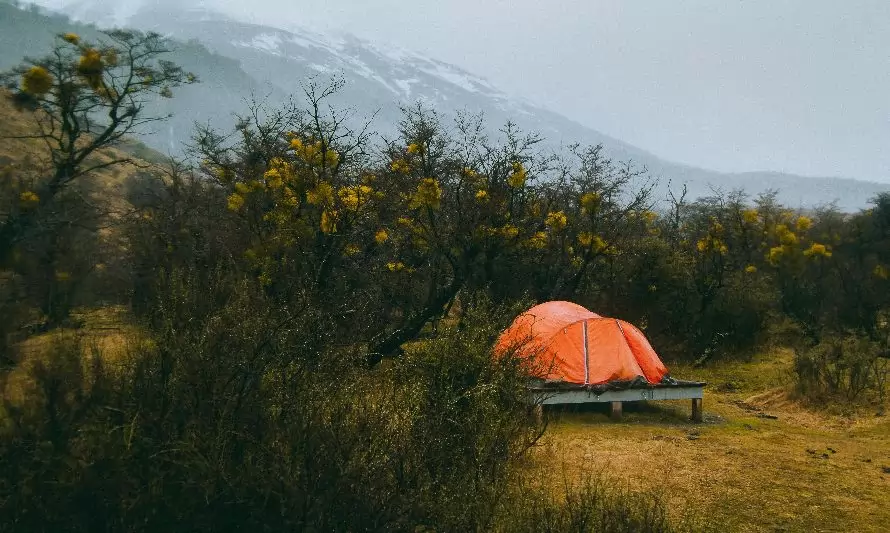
<box><xmin>582</xmin><ymin>320</ymin><xmax>589</xmax><ymax>385</ymax></box>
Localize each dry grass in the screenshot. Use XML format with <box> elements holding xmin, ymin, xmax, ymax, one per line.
<box><xmin>2</xmin><ymin>306</ymin><xmax>145</xmax><ymax>407</ymax></box>
<box><xmin>532</xmin><ymin>350</ymin><xmax>890</xmax><ymax>532</ymax></box>
<box><xmin>0</xmin><ymin>89</ymin><xmax>162</xmax><ymax>212</ymax></box>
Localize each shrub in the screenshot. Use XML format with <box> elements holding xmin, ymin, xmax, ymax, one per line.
<box><xmin>793</xmin><ymin>332</ymin><xmax>890</xmax><ymax>404</ymax></box>
<box><xmin>0</xmin><ymin>286</ymin><xmax>552</xmax><ymax>532</ymax></box>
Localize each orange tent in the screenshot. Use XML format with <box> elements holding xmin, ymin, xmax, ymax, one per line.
<box><xmin>495</xmin><ymin>301</ymin><xmax>668</xmax><ymax>386</ymax></box>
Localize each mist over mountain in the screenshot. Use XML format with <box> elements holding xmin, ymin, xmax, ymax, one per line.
<box><xmin>4</xmin><ymin>0</ymin><xmax>887</xmax><ymax>210</ymax></box>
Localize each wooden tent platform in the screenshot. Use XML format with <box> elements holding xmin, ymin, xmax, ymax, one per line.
<box><xmin>528</xmin><ymin>379</ymin><xmax>706</xmax><ymax>422</ymax></box>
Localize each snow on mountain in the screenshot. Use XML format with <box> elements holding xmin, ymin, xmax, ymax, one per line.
<box><xmin>27</xmin><ymin>1</ymin><xmax>889</xmax><ymax>209</ymax></box>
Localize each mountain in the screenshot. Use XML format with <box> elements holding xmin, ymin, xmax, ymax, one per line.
<box><xmin>4</xmin><ymin>0</ymin><xmax>887</xmax><ymax>210</ymax></box>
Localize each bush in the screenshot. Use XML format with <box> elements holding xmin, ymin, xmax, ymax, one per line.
<box><xmin>0</xmin><ymin>286</ymin><xmax>554</xmax><ymax>532</ymax></box>
<box><xmin>793</xmin><ymin>332</ymin><xmax>890</xmax><ymax>404</ymax></box>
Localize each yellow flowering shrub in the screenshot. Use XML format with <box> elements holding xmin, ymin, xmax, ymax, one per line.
<box><xmin>742</xmin><ymin>209</ymin><xmax>759</xmax><ymax>224</ymax></box>
<box><xmin>339</xmin><ymin>185</ymin><xmax>373</xmax><ymax>212</ymax></box>
<box><xmin>77</xmin><ymin>48</ymin><xmax>104</xmax><ymax>88</ymax></box>
<box><xmin>410</xmin><ymin>178</ymin><xmax>442</xmax><ymax>210</ymax></box>
<box><xmin>507</xmin><ymin>161</ymin><xmax>527</xmax><ymax>188</ymax></box>
<box><xmin>500</xmin><ymin>224</ymin><xmax>519</xmax><ymax>239</ymax></box>
<box><xmin>777</xmin><ymin>225</ymin><xmax>798</xmax><ymax>246</ymax></box>
<box><xmin>19</xmin><ymin>190</ymin><xmax>40</xmax><ymax>207</ymax></box>
<box><xmin>873</xmin><ymin>264</ymin><xmax>889</xmax><ymax>280</ymax></box>
<box><xmin>263</xmin><ymin>169</ymin><xmax>284</xmax><ymax>189</ymax></box>
<box><xmin>579</xmin><ymin>191</ymin><xmax>600</xmax><ymax>213</ymax></box>
<box><xmin>745</xmin><ymin>265</ymin><xmax>757</xmax><ymax>274</ymax></box>
<box><xmin>375</xmin><ymin>229</ymin><xmax>389</xmax><ymax>244</ymax></box>
<box><xmin>62</xmin><ymin>33</ymin><xmax>80</xmax><ymax>45</ymax></box>
<box><xmin>545</xmin><ymin>211</ymin><xmax>567</xmax><ymax>231</ymax></box>
<box><xmin>290</xmin><ymin>138</ymin><xmax>338</xmax><ymax>167</ymax></box>
<box><xmin>696</xmin><ymin>235</ymin><xmax>728</xmax><ymax>255</ymax></box>
<box><xmin>795</xmin><ymin>216</ymin><xmax>812</xmax><ymax>232</ymax></box>
<box><xmin>21</xmin><ymin>66</ymin><xmax>53</xmax><ymax>95</ymax></box>
<box><xmin>386</xmin><ymin>261</ymin><xmax>406</xmax><ymax>272</ymax></box>
<box><xmin>527</xmin><ymin>231</ymin><xmax>548</xmax><ymax>249</ymax></box>
<box><xmin>344</xmin><ymin>243</ymin><xmax>361</xmax><ymax>256</ymax></box>
<box><xmin>391</xmin><ymin>159</ymin><xmax>410</xmax><ymax>174</ymax></box>
<box><xmin>475</xmin><ymin>189</ymin><xmax>489</xmax><ymax>203</ymax></box>
<box><xmin>307</xmin><ymin>181</ymin><xmax>334</xmax><ymax>206</ymax></box>
<box><xmin>803</xmin><ymin>242</ymin><xmax>831</xmax><ymax>258</ymax></box>
<box><xmin>227</xmin><ymin>193</ymin><xmax>245</xmax><ymax>212</ymax></box>
<box><xmin>407</xmin><ymin>143</ymin><xmax>421</xmax><ymax>154</ymax></box>
<box><xmin>768</xmin><ymin>246</ymin><xmax>785</xmax><ymax>265</ymax></box>
<box><xmin>234</xmin><ymin>182</ymin><xmax>251</xmax><ymax>195</ymax></box>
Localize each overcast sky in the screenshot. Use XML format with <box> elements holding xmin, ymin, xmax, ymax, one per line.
<box><xmin>47</xmin><ymin>1</ymin><xmax>890</xmax><ymax>182</ymax></box>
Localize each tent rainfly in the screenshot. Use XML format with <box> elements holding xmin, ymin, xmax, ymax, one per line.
<box><xmin>495</xmin><ymin>301</ymin><xmax>705</xmax><ymax>421</ymax></box>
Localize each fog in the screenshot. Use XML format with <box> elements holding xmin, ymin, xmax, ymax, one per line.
<box><xmin>36</xmin><ymin>0</ymin><xmax>890</xmax><ymax>182</ymax></box>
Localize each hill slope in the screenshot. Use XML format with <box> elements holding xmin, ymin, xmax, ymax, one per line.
<box><xmin>4</xmin><ymin>1</ymin><xmax>887</xmax><ymax>210</ymax></box>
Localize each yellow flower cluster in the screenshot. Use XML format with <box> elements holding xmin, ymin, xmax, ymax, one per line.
<box><xmin>527</xmin><ymin>231</ymin><xmax>548</xmax><ymax>249</ymax></box>
<box><xmin>410</xmin><ymin>178</ymin><xmax>442</xmax><ymax>210</ymax></box>
<box><xmin>339</xmin><ymin>184</ymin><xmax>373</xmax><ymax>212</ymax></box>
<box><xmin>500</xmin><ymin>224</ymin><xmax>519</xmax><ymax>239</ymax></box>
<box><xmin>742</xmin><ymin>209</ymin><xmax>759</xmax><ymax>224</ymax></box>
<box><xmin>507</xmin><ymin>161</ymin><xmax>527</xmax><ymax>188</ymax></box>
<box><xmin>580</xmin><ymin>191</ymin><xmax>601</xmax><ymax>213</ymax></box>
<box><xmin>407</xmin><ymin>143</ymin><xmax>421</xmax><ymax>154</ymax></box>
<box><xmin>62</xmin><ymin>33</ymin><xmax>80</xmax><ymax>45</ymax></box>
<box><xmin>19</xmin><ymin>190</ymin><xmax>40</xmax><ymax>207</ymax></box>
<box><xmin>290</xmin><ymin>138</ymin><xmax>339</xmax><ymax>167</ymax></box>
<box><xmin>77</xmin><ymin>48</ymin><xmax>104</xmax><ymax>88</ymax></box>
<box><xmin>795</xmin><ymin>216</ymin><xmax>812</xmax><ymax>232</ymax></box>
<box><xmin>578</xmin><ymin>232</ymin><xmax>607</xmax><ymax>252</ymax></box>
<box><xmin>265</xmin><ymin>158</ymin><xmax>296</xmax><ymax>189</ymax></box>
<box><xmin>387</xmin><ymin>261</ymin><xmax>409</xmax><ymax>272</ymax></box>
<box><xmin>768</xmin><ymin>246</ymin><xmax>785</xmax><ymax>265</ymax></box>
<box><xmin>227</xmin><ymin>193</ymin><xmax>245</xmax><ymax>212</ymax></box>
<box><xmin>344</xmin><ymin>243</ymin><xmax>361</xmax><ymax>256</ymax></box>
<box><xmin>874</xmin><ymin>264</ymin><xmax>889</xmax><ymax>280</ymax></box>
<box><xmin>642</xmin><ymin>210</ymin><xmax>657</xmax><ymax>225</ymax></box>
<box><xmin>803</xmin><ymin>242</ymin><xmax>832</xmax><ymax>258</ymax></box>
<box><xmin>375</xmin><ymin>229</ymin><xmax>389</xmax><ymax>244</ymax></box>
<box><xmin>696</xmin><ymin>235</ymin><xmax>728</xmax><ymax>255</ymax></box>
<box><xmin>307</xmin><ymin>181</ymin><xmax>334</xmax><ymax>206</ymax></box>
<box><xmin>475</xmin><ymin>189</ymin><xmax>489</xmax><ymax>203</ymax></box>
<box><xmin>545</xmin><ymin>211</ymin><xmax>568</xmax><ymax>231</ymax></box>
<box><xmin>21</xmin><ymin>66</ymin><xmax>53</xmax><ymax>95</ymax></box>
<box><xmin>391</xmin><ymin>159</ymin><xmax>410</xmax><ymax>174</ymax></box>
<box><xmin>745</xmin><ymin>265</ymin><xmax>758</xmax><ymax>274</ymax></box>
<box><xmin>775</xmin><ymin>224</ymin><xmax>798</xmax><ymax>246</ymax></box>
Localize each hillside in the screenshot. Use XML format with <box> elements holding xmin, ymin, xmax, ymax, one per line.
<box><xmin>3</xmin><ymin>0</ymin><xmax>887</xmax><ymax>211</ymax></box>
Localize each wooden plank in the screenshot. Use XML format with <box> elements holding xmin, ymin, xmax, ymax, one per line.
<box><xmin>533</xmin><ymin>385</ymin><xmax>704</xmax><ymax>405</ymax></box>
<box><xmin>691</xmin><ymin>397</ymin><xmax>703</xmax><ymax>422</ymax></box>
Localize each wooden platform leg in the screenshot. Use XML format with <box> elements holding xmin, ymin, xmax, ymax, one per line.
<box><xmin>691</xmin><ymin>397</ymin><xmax>703</xmax><ymax>423</ymax></box>
<box><xmin>610</xmin><ymin>401</ymin><xmax>623</xmax><ymax>420</ymax></box>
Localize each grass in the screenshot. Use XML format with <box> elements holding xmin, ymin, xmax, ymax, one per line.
<box><xmin>2</xmin><ymin>306</ymin><xmax>144</xmax><ymax>408</ymax></box>
<box><xmin>531</xmin><ymin>350</ymin><xmax>890</xmax><ymax>532</ymax></box>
